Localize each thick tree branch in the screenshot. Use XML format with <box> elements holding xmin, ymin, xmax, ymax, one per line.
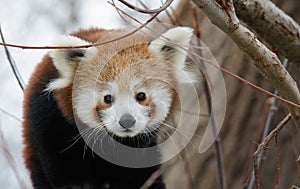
<box><xmin>191</xmin><ymin>0</ymin><xmax>300</xmax><ymax>128</ymax></box>
<box><xmin>234</xmin><ymin>0</ymin><xmax>300</xmax><ymax>65</ymax></box>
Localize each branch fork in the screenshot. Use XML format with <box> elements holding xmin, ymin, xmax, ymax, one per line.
<box><xmin>192</xmin><ymin>0</ymin><xmax>300</xmax><ymax>128</ymax></box>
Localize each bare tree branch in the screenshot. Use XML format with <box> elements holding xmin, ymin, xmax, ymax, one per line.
<box><xmin>214</xmin><ymin>138</ymin><xmax>227</xmax><ymax>189</ymax></box>
<box><xmin>247</xmin><ymin>59</ymin><xmax>287</xmax><ymax>189</ymax></box>
<box><xmin>0</xmin><ymin>108</ymin><xmax>21</xmax><ymax>122</ymax></box>
<box><xmin>0</xmin><ymin>120</ymin><xmax>26</xmax><ymax>188</ymax></box>
<box><xmin>117</xmin><ymin>0</ymin><xmax>173</xmax><ymax>14</ymax></box>
<box><xmin>0</xmin><ymin>16</ymin><xmax>155</xmax><ymax>50</ymax></box>
<box><xmin>275</xmin><ymin>133</ymin><xmax>281</xmax><ymax>189</ymax></box>
<box><xmin>252</xmin><ymin>113</ymin><xmax>292</xmax><ymax>189</ymax></box>
<box><xmin>297</xmin><ymin>155</ymin><xmax>300</xmax><ymax>183</ymax></box>
<box><xmin>234</xmin><ymin>0</ymin><xmax>300</xmax><ymax>64</ymax></box>
<box><xmin>0</xmin><ymin>0</ymin><xmax>174</xmax><ymax>50</ymax></box>
<box><xmin>0</xmin><ymin>27</ymin><xmax>25</xmax><ymax>91</ymax></box>
<box><xmin>254</xmin><ymin>113</ymin><xmax>291</xmax><ymax>158</ymax></box>
<box><xmin>191</xmin><ymin>0</ymin><xmax>300</xmax><ymax>129</ymax></box>
<box><xmin>140</xmin><ymin>169</ymin><xmax>162</xmax><ymax>189</ymax></box>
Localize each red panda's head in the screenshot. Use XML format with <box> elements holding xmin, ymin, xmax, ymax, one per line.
<box><xmin>47</xmin><ymin>27</ymin><xmax>195</xmax><ymax>138</ymax></box>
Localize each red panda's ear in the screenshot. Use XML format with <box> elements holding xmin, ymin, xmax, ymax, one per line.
<box><xmin>46</xmin><ymin>36</ymin><xmax>97</xmax><ymax>91</ymax></box>
<box><xmin>149</xmin><ymin>27</ymin><xmax>196</xmax><ymax>84</ymax></box>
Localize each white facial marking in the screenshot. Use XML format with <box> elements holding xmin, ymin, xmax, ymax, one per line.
<box><xmin>46</xmin><ymin>35</ymin><xmax>97</xmax><ymax>91</ymax></box>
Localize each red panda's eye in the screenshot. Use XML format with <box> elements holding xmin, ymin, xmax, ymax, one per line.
<box><xmin>104</xmin><ymin>95</ymin><xmax>113</xmax><ymax>104</ymax></box>
<box><xmin>136</xmin><ymin>92</ymin><xmax>146</xmax><ymax>102</ymax></box>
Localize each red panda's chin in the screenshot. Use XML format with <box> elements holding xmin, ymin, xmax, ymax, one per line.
<box><xmin>109</xmin><ymin>129</ymin><xmax>139</xmax><ymax>138</ymax></box>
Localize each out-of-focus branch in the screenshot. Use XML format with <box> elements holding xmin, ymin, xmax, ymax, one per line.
<box><xmin>117</xmin><ymin>0</ymin><xmax>173</xmax><ymax>14</ymax></box>
<box><xmin>191</xmin><ymin>0</ymin><xmax>300</xmax><ymax>129</ymax></box>
<box><xmin>0</xmin><ymin>0</ymin><xmax>173</xmax><ymax>50</ymax></box>
<box><xmin>247</xmin><ymin>59</ymin><xmax>287</xmax><ymax>189</ymax></box>
<box><xmin>297</xmin><ymin>155</ymin><xmax>300</xmax><ymax>183</ymax></box>
<box><xmin>0</xmin><ymin>121</ymin><xmax>26</xmax><ymax>188</ymax></box>
<box><xmin>0</xmin><ymin>108</ymin><xmax>21</xmax><ymax>122</ymax></box>
<box><xmin>0</xmin><ymin>27</ymin><xmax>25</xmax><ymax>91</ymax></box>
<box><xmin>140</xmin><ymin>169</ymin><xmax>162</xmax><ymax>189</ymax></box>
<box><xmin>0</xmin><ymin>13</ymin><xmax>156</xmax><ymax>50</ymax></box>
<box><xmin>234</xmin><ymin>0</ymin><xmax>300</xmax><ymax>65</ymax></box>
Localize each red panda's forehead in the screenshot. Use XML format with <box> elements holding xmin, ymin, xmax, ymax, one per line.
<box><xmin>96</xmin><ymin>44</ymin><xmax>158</xmax><ymax>83</ymax></box>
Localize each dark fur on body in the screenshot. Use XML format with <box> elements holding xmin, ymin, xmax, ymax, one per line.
<box><xmin>22</xmin><ymin>29</ymin><xmax>166</xmax><ymax>189</ymax></box>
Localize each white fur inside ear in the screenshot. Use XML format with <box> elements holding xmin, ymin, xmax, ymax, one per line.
<box><xmin>149</xmin><ymin>27</ymin><xmax>195</xmax><ymax>84</ymax></box>
<box><xmin>46</xmin><ymin>36</ymin><xmax>97</xmax><ymax>91</ymax></box>
<box><xmin>149</xmin><ymin>27</ymin><xmax>193</xmax><ymax>51</ymax></box>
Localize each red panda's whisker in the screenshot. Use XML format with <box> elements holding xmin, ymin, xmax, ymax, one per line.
<box><xmin>60</xmin><ymin>128</ymin><xmax>94</xmax><ymax>154</ymax></box>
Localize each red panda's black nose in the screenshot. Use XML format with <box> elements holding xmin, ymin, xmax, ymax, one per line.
<box><xmin>119</xmin><ymin>113</ymin><xmax>136</xmax><ymax>129</ymax></box>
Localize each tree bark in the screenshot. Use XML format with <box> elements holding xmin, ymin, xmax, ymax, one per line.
<box><xmin>233</xmin><ymin>0</ymin><xmax>300</xmax><ymax>64</ymax></box>
<box><xmin>191</xmin><ymin>0</ymin><xmax>300</xmax><ymax>130</ymax></box>
<box><xmin>161</xmin><ymin>1</ymin><xmax>300</xmax><ymax>188</ymax></box>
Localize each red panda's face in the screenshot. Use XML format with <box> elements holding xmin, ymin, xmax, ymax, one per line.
<box><xmin>48</xmin><ymin>27</ymin><xmax>195</xmax><ymax>138</ymax></box>
<box><xmin>95</xmin><ymin>75</ymin><xmax>173</xmax><ymax>137</ymax></box>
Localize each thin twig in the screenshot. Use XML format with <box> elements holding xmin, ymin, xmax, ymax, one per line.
<box><xmin>160</xmin><ymin>0</ymin><xmax>176</xmax><ymax>25</ymax></box>
<box><xmin>193</xmin><ymin>13</ymin><xmax>227</xmax><ymax>187</ymax></box>
<box><xmin>252</xmin><ymin>113</ymin><xmax>291</xmax><ymax>189</ymax></box>
<box><xmin>168</xmin><ymin>4</ymin><xmax>183</xmax><ymax>26</ymax></box>
<box><xmin>253</xmin><ymin>157</ymin><xmax>260</xmax><ymax>189</ymax></box>
<box><xmin>191</xmin><ymin>4</ymin><xmax>201</xmax><ymax>40</ymax></box>
<box><xmin>138</xmin><ymin>1</ymin><xmax>165</xmax><ymax>24</ymax></box>
<box><xmin>241</xmin><ymin>97</ymin><xmax>273</xmax><ymax>188</ymax></box>
<box><xmin>253</xmin><ymin>113</ymin><xmax>292</xmax><ymax>162</ymax></box>
<box><xmin>247</xmin><ymin>59</ymin><xmax>288</xmax><ymax>189</ymax></box>
<box><xmin>215</xmin><ymin>137</ymin><xmax>227</xmax><ymax>189</ymax></box>
<box><xmin>139</xmin><ymin>169</ymin><xmax>163</xmax><ymax>189</ymax></box>
<box><xmin>249</xmin><ymin>96</ymin><xmax>278</xmax><ymax>189</ymax></box>
<box><xmin>297</xmin><ymin>156</ymin><xmax>300</xmax><ymax>184</ymax></box>
<box><xmin>0</xmin><ymin>108</ymin><xmax>22</xmax><ymax>122</ymax></box>
<box><xmin>118</xmin><ymin>0</ymin><xmax>173</xmax><ymax>14</ymax></box>
<box><xmin>0</xmin><ymin>118</ymin><xmax>26</xmax><ymax>188</ymax></box>
<box><xmin>0</xmin><ymin>1</ymin><xmax>167</xmax><ymax>50</ymax></box>
<box><xmin>180</xmin><ymin>150</ymin><xmax>195</xmax><ymax>189</ymax></box>
<box><xmin>275</xmin><ymin>132</ymin><xmax>280</xmax><ymax>189</ymax></box>
<box><xmin>0</xmin><ymin>26</ymin><xmax>25</xmax><ymax>91</ymax></box>
<box><xmin>111</xmin><ymin>0</ymin><xmax>132</xmax><ymax>25</ymax></box>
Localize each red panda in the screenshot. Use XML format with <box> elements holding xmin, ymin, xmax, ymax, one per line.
<box><xmin>22</xmin><ymin>27</ymin><xmax>194</xmax><ymax>189</ymax></box>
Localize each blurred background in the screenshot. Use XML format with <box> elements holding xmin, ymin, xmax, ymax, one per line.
<box><xmin>1</xmin><ymin>0</ymin><xmax>300</xmax><ymax>188</ymax></box>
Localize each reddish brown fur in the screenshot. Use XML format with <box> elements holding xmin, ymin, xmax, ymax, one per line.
<box><xmin>96</xmin><ymin>102</ymin><xmax>112</xmax><ymax>111</ymax></box>
<box><xmin>97</xmin><ymin>44</ymin><xmax>153</xmax><ymax>84</ymax></box>
<box><xmin>23</xmin><ymin>28</ymin><xmax>111</xmax><ymax>171</ymax></box>
<box><xmin>23</xmin><ymin>55</ymin><xmax>58</xmax><ymax>171</ymax></box>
